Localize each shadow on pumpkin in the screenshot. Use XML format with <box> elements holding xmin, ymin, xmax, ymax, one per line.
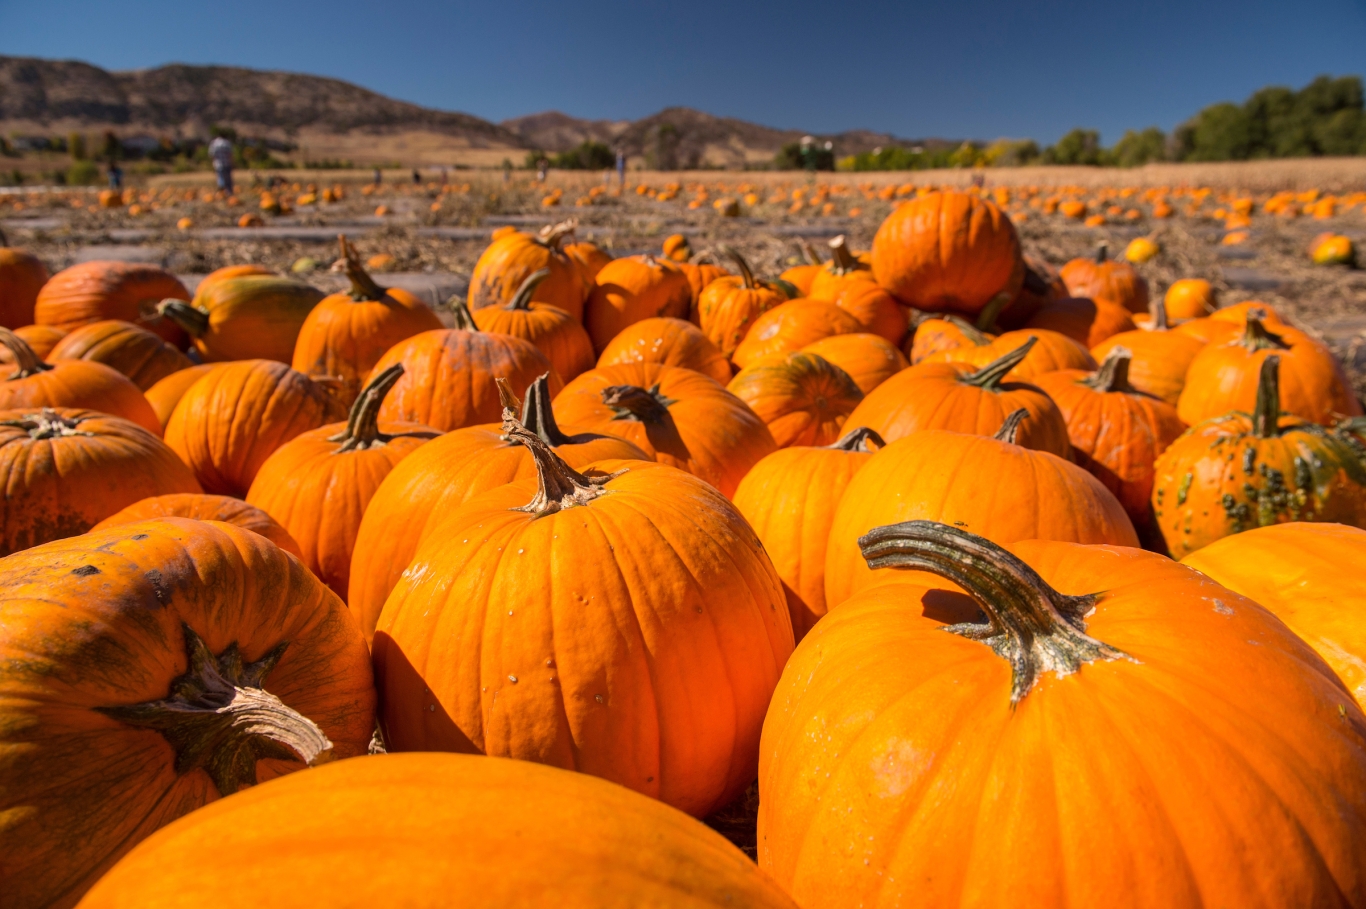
<box><xmin>372</xmin><ymin>631</ymin><xmax>478</xmax><ymax>754</ymax></box>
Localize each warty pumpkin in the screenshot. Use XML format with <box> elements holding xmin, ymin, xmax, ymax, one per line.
<box><xmin>584</xmin><ymin>254</ymin><xmax>692</xmax><ymax>353</ymax></box>
<box><xmin>163</xmin><ymin>358</ymin><xmax>347</xmax><ymax>496</ymax></box>
<box><xmin>0</xmin><ymin>327</ymin><xmax>161</xmax><ymax>434</ymax></box>
<box><xmin>727</xmin><ymin>351</ymin><xmax>863</xmax><ymax>448</ymax></box>
<box><xmin>92</xmin><ymin>492</ymin><xmax>303</xmax><ymax>559</ymax></box>
<box><xmin>246</xmin><ymin>365</ymin><xmax>438</xmax><ymax>600</ymax></box>
<box><xmin>471</xmin><ymin>268</ymin><xmax>595</xmax><ymax>381</ymax></box>
<box><xmin>1025</xmin><ymin>295</ymin><xmax>1137</xmax><ymax>348</ymax></box>
<box><xmin>0</xmin><ymin>517</ymin><xmax>375</xmax><ymax>909</ymax></box>
<box><xmin>1153</xmin><ymin>355</ymin><xmax>1366</xmax><ymax>557</ymax></box>
<box><xmin>47</xmin><ymin>319</ymin><xmax>194</xmax><ymax>391</ymax></box>
<box><xmin>694</xmin><ymin>247</ymin><xmax>789</xmax><ymax>359</ymax></box>
<box><xmin>0</xmin><ymin>229</ymin><xmax>49</xmax><ymax>328</ymax></box>
<box><xmin>34</xmin><ymin>260</ymin><xmax>189</xmax><ymax>345</ymax></box>
<box><xmin>77</xmin><ymin>752</ymin><xmax>798</xmax><ymax>909</ymax></box>
<box><xmin>553</xmin><ymin>361</ymin><xmax>776</xmax><ymax>498</ymax></box>
<box><xmin>468</xmin><ymin>218</ymin><xmax>588</xmax><ymax>321</ymax></box>
<box><xmin>800</xmin><ymin>332</ymin><xmax>907</xmax><ymax>395</ymax></box>
<box><xmin>1091</xmin><ymin>297</ymin><xmax>1206</xmax><ymax>405</ymax></box>
<box><xmin>159</xmin><ymin>274</ymin><xmax>325</xmax><ymax>365</ymax></box>
<box><xmin>1059</xmin><ymin>242</ymin><xmax>1150</xmax><ymax>314</ymax></box>
<box><xmin>596</xmin><ymin>315</ymin><xmax>733</xmax><ymax>384</ymax></box>
<box><xmin>730</xmin><ymin>298</ymin><xmax>862</xmax><ymax>369</ymax></box>
<box><xmin>733</xmin><ymin>426</ymin><xmax>883</xmax><ymax>640</ymax></box>
<box><xmin>373</xmin><ymin>412</ymin><xmax>793</xmax><ymax>818</ymax></box>
<box><xmin>761</xmin><ymin>520</ymin><xmax>1366</xmax><ymax>908</ymax></box>
<box><xmin>917</xmin><ymin>326</ymin><xmax>1097</xmax><ymax>380</ymax></box>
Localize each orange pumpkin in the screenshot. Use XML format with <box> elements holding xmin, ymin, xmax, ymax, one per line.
<box><xmin>92</xmin><ymin>492</ymin><xmax>303</xmax><ymax>558</ymax></box>
<box><xmin>1025</xmin><ymin>296</ymin><xmax>1137</xmax><ymax>348</ymax></box>
<box><xmin>33</xmin><ymin>260</ymin><xmax>189</xmax><ymax>345</ymax></box>
<box><xmin>694</xmin><ymin>248</ymin><xmax>788</xmax><ymax>359</ymax></box>
<box><xmin>908</xmin><ymin>315</ymin><xmax>995</xmax><ymax>364</ymax></box>
<box><xmin>1164</xmin><ymin>278</ymin><xmax>1218</xmax><ymax>319</ymax></box>
<box><xmin>727</xmin><ymin>351</ymin><xmax>863</xmax><ymax>448</ymax></box>
<box><xmin>563</xmin><ymin>237</ymin><xmax>613</xmax><ymax>283</ymax></box>
<box><xmin>733</xmin><ymin>426</ymin><xmax>883</xmax><ymax>640</ymax></box>
<box><xmin>595</xmin><ymin>316</ymin><xmax>733</xmax><ymax>384</ymax></box>
<box><xmin>144</xmin><ymin>363</ymin><xmax>220</xmax><ymax>430</ymax></box>
<box><xmin>196</xmin><ymin>264</ymin><xmax>274</xmax><ymax>291</ymax></box>
<box><xmin>1060</xmin><ymin>242</ymin><xmax>1150</xmax><ymax>314</ymax></box>
<box><xmin>0</xmin><ymin>232</ymin><xmax>49</xmax><ymax>328</ymax></box>
<box><xmin>871</xmin><ymin>191</ymin><xmax>1024</xmax><ymax>317</ymax></box>
<box><xmin>917</xmin><ymin>326</ymin><xmax>1097</xmax><ymax>380</ymax></box>
<box><xmin>824</xmin><ymin>277</ymin><xmax>908</xmax><ymax>346</ymax></box>
<box><xmin>472</xmin><ymin>268</ymin><xmax>595</xmax><ymax>380</ymax></box>
<box><xmin>762</xmin><ymin>521</ymin><xmax>1366</xmax><ymax>908</ymax></box>
<box><xmin>1090</xmin><ymin>297</ymin><xmax>1206</xmax><ymax>405</ymax></box>
<box><xmin>807</xmin><ymin>235</ymin><xmax>874</xmax><ymax>301</ymax></box>
<box><xmin>800</xmin><ymin>332</ymin><xmax>907</xmax><ymax>395</ymax></box>
<box><xmin>731</xmin><ymin>299</ymin><xmax>862</xmax><ymax>369</ymax></box>
<box><xmin>677</xmin><ymin>259</ymin><xmax>732</xmax><ymax>309</ymax></box>
<box><xmin>584</xmin><ymin>255</ymin><xmax>692</xmax><ymax>353</ymax></box>
<box><xmin>778</xmin><ymin>242</ymin><xmax>825</xmax><ymax>297</ymax></box>
<box><xmin>0</xmin><ymin>517</ymin><xmax>375</xmax><ymax>909</ymax></box>
<box><xmin>661</xmin><ymin>232</ymin><xmax>692</xmax><ymax>262</ymax></box>
<box><xmin>6</xmin><ymin>323</ymin><xmax>66</xmax><ymax>360</ymax></box>
<box><xmin>374</xmin><ymin>413</ymin><xmax>793</xmax><ymax>818</ymax></box>
<box><xmin>0</xmin><ymin>327</ymin><xmax>160</xmax><ymax>434</ymax></box>
<box><xmin>47</xmin><ymin>319</ymin><xmax>194</xmax><ymax>390</ymax></box>
<box><xmin>468</xmin><ymin>219</ymin><xmax>588</xmax><ymax>320</ymax></box>
<box><xmin>160</xmin><ymin>275</ymin><xmax>324</xmax><ymax>365</ymax></box>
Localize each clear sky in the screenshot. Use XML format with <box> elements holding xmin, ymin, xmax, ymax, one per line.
<box><xmin>2</xmin><ymin>0</ymin><xmax>1364</xmax><ymax>144</ymax></box>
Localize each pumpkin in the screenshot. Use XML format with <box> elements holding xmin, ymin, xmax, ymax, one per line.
<box><xmin>845</xmin><ymin>338</ymin><xmax>1072</xmax><ymax>456</ymax></box>
<box><xmin>1059</xmin><ymin>242</ymin><xmax>1150</xmax><ymax>314</ymax></box>
<box><xmin>373</xmin><ymin>411</ymin><xmax>793</xmax><ymax>818</ymax></box>
<box><xmin>727</xmin><ymin>351</ymin><xmax>863</xmax><ymax>448</ymax></box>
<box><xmin>563</xmin><ymin>237</ymin><xmax>613</xmax><ymax>284</ymax></box>
<box><xmin>733</xmin><ymin>426</ymin><xmax>883</xmax><ymax>640</ymax></box>
<box><xmin>0</xmin><ymin>230</ymin><xmax>49</xmax><ymax>328</ymax></box>
<box><xmin>695</xmin><ymin>248</ymin><xmax>788</xmax><ymax>359</ymax></box>
<box><xmin>78</xmin><ymin>752</ymin><xmax>798</xmax><ymax>909</ymax></box>
<box><xmin>291</xmin><ymin>236</ymin><xmax>443</xmax><ymax>406</ymax></box>
<box><xmin>1091</xmin><ymin>297</ymin><xmax>1206</xmax><ymax>405</ymax></box>
<box><xmin>807</xmin><ymin>235</ymin><xmax>873</xmax><ymax>301</ymax></box>
<box><xmin>661</xmin><ymin>232</ymin><xmax>692</xmax><ymax>262</ymax></box>
<box><xmin>144</xmin><ymin>363</ymin><xmax>220</xmax><ymax>430</ymax></box>
<box><xmin>596</xmin><ymin>316</ymin><xmax>733</xmax><ymax>384</ymax></box>
<box><xmin>997</xmin><ymin>255</ymin><xmax>1066</xmax><ymax>329</ymax></box>
<box><xmin>801</xmin><ymin>332</ymin><xmax>907</xmax><ymax>395</ymax></box>
<box><xmin>761</xmin><ymin>520</ymin><xmax>1366</xmax><ymax>908</ymax></box>
<box><xmin>677</xmin><ymin>259</ymin><xmax>732</xmax><ymax>309</ymax></box>
<box><xmin>825</xmin><ymin>277</ymin><xmax>908</xmax><ymax>346</ymax></box>
<box><xmin>0</xmin><ymin>517</ymin><xmax>375</xmax><ymax>909</ymax></box>
<box><xmin>731</xmin><ymin>299</ymin><xmax>862</xmax><ymax>369</ymax></box>
<box><xmin>368</xmin><ymin>302</ymin><xmax>561</xmax><ymax>432</ymax></box>
<box><xmin>870</xmin><ymin>190</ymin><xmax>1024</xmax><ymax>317</ymax></box>
<box><xmin>93</xmin><ymin>492</ymin><xmax>303</xmax><ymax>558</ymax></box>
<box><xmin>196</xmin><ymin>263</ymin><xmax>274</xmax><ymax>291</ymax></box>
<box><xmin>909</xmin><ymin>314</ymin><xmax>995</xmax><ymax>364</ymax></box>
<box><xmin>5</xmin><ymin>323</ymin><xmax>66</xmax><ymax>360</ymax></box>
<box><xmin>163</xmin><ymin>359</ymin><xmax>347</xmax><ymax>496</ymax></box>
<box><xmin>1178</xmin><ymin>312</ymin><xmax>1360</xmax><ymax>426</ymax></box>
<box><xmin>160</xmin><ymin>275</ymin><xmax>324</xmax><ymax>365</ymax></box>
<box><xmin>824</xmin><ymin>414</ymin><xmax>1137</xmax><ymax>605</ymax></box>
<box><xmin>1154</xmin><ymin>356</ymin><xmax>1366</xmax><ymax>556</ymax></box>
<box><xmin>468</xmin><ymin>218</ymin><xmax>587</xmax><ymax>320</ymax></box>
<box><xmin>918</xmin><ymin>326</ymin><xmax>1097</xmax><ymax>380</ymax></box>
<box><xmin>1208</xmin><ymin>300</ymin><xmax>1290</xmax><ymax>327</ymax></box>
<box><xmin>1025</xmin><ymin>296</ymin><xmax>1137</xmax><ymax>348</ymax></box>
<box><xmin>0</xmin><ymin>327</ymin><xmax>160</xmax><ymax>434</ymax></box>
<box><xmin>47</xmin><ymin>319</ymin><xmax>194</xmax><ymax>390</ymax></box>
<box><xmin>472</xmin><ymin>268</ymin><xmax>595</xmax><ymax>381</ymax></box>
<box><xmin>1164</xmin><ymin>277</ymin><xmax>1217</xmax><ymax>319</ymax></box>
<box><xmin>584</xmin><ymin>255</ymin><xmax>692</xmax><ymax>353</ymax></box>
<box><xmin>553</xmin><ymin>362</ymin><xmax>776</xmax><ymax>498</ymax></box>
<box><xmin>778</xmin><ymin>242</ymin><xmax>824</xmax><ymax>297</ymax></box>
<box><xmin>1033</xmin><ymin>347</ymin><xmax>1187</xmax><ymax>535</ymax></box>
<box><xmin>347</xmin><ymin>374</ymin><xmax>649</xmax><ymax>638</ymax></box>
<box><xmin>1182</xmin><ymin>522</ymin><xmax>1366</xmax><ymax>707</ymax></box>
<box><xmin>0</xmin><ymin>407</ymin><xmax>200</xmax><ymax>555</ymax></box>
<box><xmin>33</xmin><ymin>260</ymin><xmax>189</xmax><ymax>345</ymax></box>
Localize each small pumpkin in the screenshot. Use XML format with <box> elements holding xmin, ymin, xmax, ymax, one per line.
<box><xmin>33</xmin><ymin>260</ymin><xmax>189</xmax><ymax>345</ymax></box>
<box><xmin>661</xmin><ymin>233</ymin><xmax>692</xmax><ymax>262</ymax></box>
<box><xmin>1025</xmin><ymin>296</ymin><xmax>1137</xmax><ymax>348</ymax></box>
<box><xmin>727</xmin><ymin>351</ymin><xmax>863</xmax><ymax>448</ymax></box>
<box><xmin>596</xmin><ymin>316</ymin><xmax>732</xmax><ymax>384</ymax></box>
<box><xmin>1164</xmin><ymin>277</ymin><xmax>1217</xmax><ymax>319</ymax></box>
<box><xmin>0</xmin><ymin>327</ymin><xmax>160</xmax><ymax>434</ymax></box>
<box><xmin>917</xmin><ymin>326</ymin><xmax>1097</xmax><ymax>380</ymax></box>
<box><xmin>1090</xmin><ymin>297</ymin><xmax>1206</xmax><ymax>405</ymax></box>
<box><xmin>468</xmin><ymin>218</ymin><xmax>588</xmax><ymax>320</ymax></box>
<box><xmin>807</xmin><ymin>235</ymin><xmax>873</xmax><ymax>301</ymax></box>
<box><xmin>47</xmin><ymin>319</ymin><xmax>194</xmax><ymax>391</ymax></box>
<box><xmin>584</xmin><ymin>255</ymin><xmax>692</xmax><ymax>353</ymax></box>
<box><xmin>731</xmin><ymin>299</ymin><xmax>862</xmax><ymax>369</ymax></box>
<box><xmin>92</xmin><ymin>492</ymin><xmax>303</xmax><ymax>558</ymax></box>
<box><xmin>695</xmin><ymin>247</ymin><xmax>789</xmax><ymax>359</ymax></box>
<box><xmin>1060</xmin><ymin>242</ymin><xmax>1150</xmax><ymax>314</ymax></box>
<box><xmin>0</xmin><ymin>228</ymin><xmax>49</xmax><ymax>328</ymax></box>
<box><xmin>159</xmin><ymin>275</ymin><xmax>324</xmax><ymax>365</ymax></box>
<box><xmin>472</xmin><ymin>268</ymin><xmax>596</xmax><ymax>380</ymax></box>
<box><xmin>778</xmin><ymin>242</ymin><xmax>825</xmax><ymax>297</ymax></box>
<box><xmin>800</xmin><ymin>332</ymin><xmax>908</xmax><ymax>395</ymax></box>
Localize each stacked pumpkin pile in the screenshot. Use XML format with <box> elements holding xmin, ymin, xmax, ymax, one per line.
<box><xmin>0</xmin><ymin>194</ymin><xmax>1364</xmax><ymax>909</ymax></box>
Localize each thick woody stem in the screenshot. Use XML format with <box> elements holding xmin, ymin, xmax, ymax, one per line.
<box><xmin>827</xmin><ymin>235</ymin><xmax>860</xmax><ymax>274</ymax></box>
<box><xmin>718</xmin><ymin>245</ymin><xmax>757</xmax><ymax>289</ymax></box>
<box><xmin>0</xmin><ymin>327</ymin><xmax>53</xmax><ymax>378</ymax></box>
<box><xmin>157</xmin><ymin>299</ymin><xmax>210</xmax><ymax>337</ymax></box>
<box><xmin>1082</xmin><ymin>346</ymin><xmax>1134</xmax><ymax>393</ymax></box>
<box><xmin>506</xmin><ymin>269</ymin><xmax>552</xmax><ymax>311</ymax></box>
<box><xmin>334</xmin><ymin>235</ymin><xmax>387</xmax><ymax>301</ymax></box>
<box><xmin>962</xmin><ymin>337</ymin><xmax>1036</xmax><ymax>389</ymax></box>
<box><xmin>943</xmin><ymin>315</ymin><xmax>992</xmax><ymax>347</ymax></box>
<box><xmin>1253</xmin><ymin>355</ymin><xmax>1282</xmax><ymax>439</ymax></box>
<box><xmin>974</xmin><ymin>292</ymin><xmax>1012</xmax><ymax>333</ymax></box>
<box><xmin>538</xmin><ymin>218</ymin><xmax>578</xmax><ymax>250</ymax></box>
<box><xmin>328</xmin><ymin>363</ymin><xmax>404</xmax><ymax>451</ymax></box>
<box><xmin>1151</xmin><ymin>296</ymin><xmax>1170</xmax><ymax>330</ymax></box>
<box><xmin>828</xmin><ymin>426</ymin><xmax>885</xmax><ymax>452</ymax></box>
<box><xmin>1241</xmin><ymin>313</ymin><xmax>1289</xmax><ymax>352</ymax></box>
<box><xmin>993</xmin><ymin>408</ymin><xmax>1029</xmax><ymax>444</ymax></box>
<box><xmin>1095</xmin><ymin>242</ymin><xmax>1109</xmax><ymax>264</ymax></box>
<box><xmin>602</xmin><ymin>382</ymin><xmax>676</xmax><ymax>423</ymax></box>
<box><xmin>450</xmin><ymin>297</ymin><xmax>480</xmax><ymax>331</ymax></box>
<box><xmin>501</xmin><ymin>409</ymin><xmax>622</xmax><ymax>518</ymax></box>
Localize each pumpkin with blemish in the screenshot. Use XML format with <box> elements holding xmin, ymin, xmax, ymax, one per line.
<box><xmin>93</xmin><ymin>493</ymin><xmax>302</xmax><ymax>559</ymax></box>
<box><xmin>467</xmin><ymin>219</ymin><xmax>587</xmax><ymax>321</ymax></box>
<box><xmin>472</xmin><ymin>269</ymin><xmax>595</xmax><ymax>381</ymax></box>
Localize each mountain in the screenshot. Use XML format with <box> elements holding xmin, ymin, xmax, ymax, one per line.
<box><xmin>501</xmin><ymin>111</ymin><xmax>630</xmax><ymax>154</ymax></box>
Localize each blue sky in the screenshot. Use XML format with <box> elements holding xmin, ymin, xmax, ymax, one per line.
<box><xmin>2</xmin><ymin>0</ymin><xmax>1364</xmax><ymax>144</ymax></box>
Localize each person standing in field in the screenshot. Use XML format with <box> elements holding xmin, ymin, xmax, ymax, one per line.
<box><xmin>208</xmin><ymin>134</ymin><xmax>234</xmax><ymax>194</ymax></box>
<box><xmin>616</xmin><ymin>150</ymin><xmax>625</xmax><ymax>188</ymax></box>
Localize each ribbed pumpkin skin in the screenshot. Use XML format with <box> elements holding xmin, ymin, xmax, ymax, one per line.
<box><xmin>347</xmin><ymin>424</ymin><xmax>650</xmax><ymax>639</ymax></box>
<box><xmin>144</xmin><ymin>363</ymin><xmax>219</xmax><ymax>430</ymax></box>
<box><xmin>733</xmin><ymin>441</ymin><xmax>876</xmax><ymax>640</ymax></box>
<box><xmin>1061</xmin><ymin>252</ymin><xmax>1151</xmax><ymax>313</ymax></box>
<box><xmin>919</xmin><ymin>327</ymin><xmax>1097</xmax><ymax>380</ymax></box>
<box><xmin>1182</xmin><ymin>522</ymin><xmax>1366</xmax><ymax>707</ymax></box>
<box><xmin>0</xmin><ymin>356</ymin><xmax>161</xmax><ymax>435</ymax></box>
<box><xmin>727</xmin><ymin>352</ymin><xmax>863</xmax><ymax>448</ymax></box>
<box><xmin>844</xmin><ymin>360</ymin><xmax>1072</xmax><ymax>456</ymax></box>
<box><xmin>1025</xmin><ymin>296</ymin><xmax>1137</xmax><ymax>348</ymax></box>
<box><xmin>246</xmin><ymin>419</ymin><xmax>437</xmax><ymax>600</ymax></box>
<box><xmin>553</xmin><ymin>363</ymin><xmax>776</xmax><ymax>498</ymax></box>
<box><xmin>291</xmin><ymin>287</ymin><xmax>442</xmax><ymax>402</ymax></box>
<box><xmin>369</xmin><ymin>329</ymin><xmax>561</xmax><ymax>432</ymax></box>
<box><xmin>374</xmin><ymin>460</ymin><xmax>794</xmax><ymax>818</ymax></box>
<box><xmin>48</xmin><ymin>319</ymin><xmax>194</xmax><ymax>390</ymax></box>
<box><xmin>871</xmin><ymin>191</ymin><xmax>1024</xmax><ymax>316</ymax></box>
<box><xmin>77</xmin><ymin>753</ymin><xmax>799</xmax><ymax>909</ymax></box>
<box><xmin>9</xmin><ymin>324</ymin><xmax>66</xmax><ymax>359</ymax></box>
<box><xmin>596</xmin><ymin>316</ymin><xmax>733</xmax><ymax>384</ymax></box>
<box><xmin>826</xmin><ymin>278</ymin><xmax>908</xmax><ymax>346</ymax></box>
<box><xmin>92</xmin><ymin>492</ymin><xmax>302</xmax><ymax>558</ymax></box>
<box><xmin>181</xmin><ymin>276</ymin><xmax>325</xmax><ymax>364</ymax></box>
<box><xmin>801</xmin><ymin>332</ymin><xmax>907</xmax><ymax>395</ymax></box>
<box><xmin>1092</xmin><ymin>328</ymin><xmax>1206</xmax><ymax>405</ymax></box>
<box><xmin>909</xmin><ymin>317</ymin><xmax>991</xmax><ymax>364</ymax></box>
<box><xmin>824</xmin><ymin>431</ymin><xmax>1138</xmax><ymax>606</ymax></box>
<box><xmin>0</xmin><ymin>246</ymin><xmax>49</xmax><ymax>328</ymax></box>
<box><xmin>467</xmin><ymin>231</ymin><xmax>587</xmax><ymax>320</ymax></box>
<box><xmin>564</xmin><ymin>239</ymin><xmax>613</xmax><ymax>284</ymax></box>
<box><xmin>731</xmin><ymin>299</ymin><xmax>862</xmax><ymax>369</ymax></box>
<box><xmin>0</xmin><ymin>518</ymin><xmax>375</xmax><ymax>909</ymax></box>
<box><xmin>473</xmin><ymin>301</ymin><xmax>595</xmax><ymax>381</ymax></box>
<box><xmin>761</xmin><ymin>539</ymin><xmax>1366</xmax><ymax>909</ymax></box>
<box><xmin>695</xmin><ymin>275</ymin><xmax>787</xmax><ymax>359</ymax></box>
<box><xmin>585</xmin><ymin>256</ymin><xmax>692</xmax><ymax>353</ymax></box>
<box><xmin>163</xmin><ymin>360</ymin><xmax>345</xmax><ymax>496</ymax></box>
<box><xmin>0</xmin><ymin>408</ymin><xmax>201</xmax><ymax>556</ymax></box>
<box><xmin>33</xmin><ymin>261</ymin><xmax>189</xmax><ymax>344</ymax></box>
<box><xmin>678</xmin><ymin>261</ymin><xmax>731</xmax><ymax>307</ymax></box>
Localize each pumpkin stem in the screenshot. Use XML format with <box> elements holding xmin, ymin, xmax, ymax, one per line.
<box><xmin>328</xmin><ymin>363</ymin><xmax>404</xmax><ymax>452</ymax></box>
<box><xmin>827</xmin><ymin>235</ymin><xmax>860</xmax><ymax>275</ymax></box>
<box><xmin>506</xmin><ymin>268</ymin><xmax>552</xmax><ymax>311</ymax></box>
<box><xmin>962</xmin><ymin>336</ymin><xmax>1036</xmax><ymax>389</ymax></box>
<box><xmin>993</xmin><ymin>408</ymin><xmax>1028</xmax><ymax>444</ymax></box>
<box><xmin>0</xmin><ymin>408</ymin><xmax>94</xmax><ymax>439</ymax></box>
<box><xmin>974</xmin><ymin>292</ymin><xmax>1012</xmax><ymax>333</ymax></box>
<box><xmin>95</xmin><ymin>623</ymin><xmax>333</xmax><ymax>796</ymax></box>
<box><xmin>332</xmin><ymin>235</ymin><xmax>387</xmax><ymax>301</ymax></box>
<box><xmin>718</xmin><ymin>245</ymin><xmax>757</xmax><ymax>290</ymax></box>
<box><xmin>828</xmin><ymin>426</ymin><xmax>885</xmax><ymax>452</ymax></box>
<box><xmin>1082</xmin><ymin>346</ymin><xmax>1135</xmax><ymax>393</ymax></box>
<box><xmin>508</xmin><ymin>373</ymin><xmax>576</xmax><ymax>446</ymax></box>
<box><xmin>800</xmin><ymin>240</ymin><xmax>823</xmax><ymax>266</ymax></box>
<box><xmin>943</xmin><ymin>315</ymin><xmax>991</xmax><ymax>346</ymax></box>
<box><xmin>0</xmin><ymin>327</ymin><xmax>53</xmax><ymax>379</ymax></box>
<box><xmin>502</xmin><ymin>406</ymin><xmax>621</xmax><ymax>518</ymax></box>
<box><xmin>538</xmin><ymin>218</ymin><xmax>578</xmax><ymax>251</ymax></box>
<box><xmin>1241</xmin><ymin>313</ymin><xmax>1289</xmax><ymax>352</ymax></box>
<box><xmin>1253</xmin><ymin>355</ymin><xmax>1282</xmax><ymax>439</ymax></box>
<box><xmin>602</xmin><ymin>383</ymin><xmax>676</xmax><ymax>423</ymax></box>
<box><xmin>857</xmin><ymin>520</ymin><xmax>1131</xmax><ymax>705</ymax></box>
<box><xmin>1095</xmin><ymin>242</ymin><xmax>1109</xmax><ymax>264</ymax></box>
<box><xmin>449</xmin><ymin>297</ymin><xmax>480</xmax><ymax>331</ymax></box>
<box><xmin>157</xmin><ymin>299</ymin><xmax>210</xmax><ymax>338</ymax></box>
<box><xmin>1150</xmin><ymin>296</ymin><xmax>1170</xmax><ymax>330</ymax></box>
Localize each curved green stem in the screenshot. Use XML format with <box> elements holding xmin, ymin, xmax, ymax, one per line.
<box><xmin>506</xmin><ymin>269</ymin><xmax>552</xmax><ymax>311</ymax></box>
<box><xmin>718</xmin><ymin>245</ymin><xmax>757</xmax><ymax>290</ymax></box>
<box><xmin>450</xmin><ymin>297</ymin><xmax>479</xmax><ymax>331</ymax></box>
<box><xmin>334</xmin><ymin>235</ymin><xmax>387</xmax><ymax>301</ymax></box>
<box><xmin>157</xmin><ymin>299</ymin><xmax>210</xmax><ymax>337</ymax></box>
<box><xmin>962</xmin><ymin>336</ymin><xmax>1036</xmax><ymax>389</ymax></box>
<box><xmin>1241</xmin><ymin>313</ymin><xmax>1289</xmax><ymax>352</ymax></box>
<box><xmin>993</xmin><ymin>408</ymin><xmax>1028</xmax><ymax>444</ymax></box>
<box><xmin>828</xmin><ymin>426</ymin><xmax>885</xmax><ymax>452</ymax></box>
<box><xmin>327</xmin><ymin>363</ymin><xmax>405</xmax><ymax>451</ymax></box>
<box><xmin>974</xmin><ymin>292</ymin><xmax>1012</xmax><ymax>333</ymax></box>
<box><xmin>1082</xmin><ymin>346</ymin><xmax>1134</xmax><ymax>393</ymax></box>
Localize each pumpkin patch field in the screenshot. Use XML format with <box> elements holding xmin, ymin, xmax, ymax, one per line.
<box><xmin>3</xmin><ymin>172</ymin><xmax>1366</xmax><ymax>907</ymax></box>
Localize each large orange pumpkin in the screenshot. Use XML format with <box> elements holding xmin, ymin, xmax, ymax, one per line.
<box><xmin>727</xmin><ymin>351</ymin><xmax>863</xmax><ymax>448</ymax></box>
<box><xmin>733</xmin><ymin>426</ymin><xmax>883</xmax><ymax>640</ymax></box>
<box><xmin>144</xmin><ymin>363</ymin><xmax>219</xmax><ymax>430</ymax></box>
<box><xmin>471</xmin><ymin>268</ymin><xmax>595</xmax><ymax>381</ymax></box>
<box><xmin>806</xmin><ymin>236</ymin><xmax>872</xmax><ymax>300</ymax></box>
<box><xmin>1060</xmin><ymin>242</ymin><xmax>1150</xmax><ymax>314</ymax></box>
<box><xmin>33</xmin><ymin>260</ymin><xmax>189</xmax><ymax>345</ymax></box>
<box><xmin>0</xmin><ymin>231</ymin><xmax>49</xmax><ymax>328</ymax></box>
<box><xmin>871</xmin><ymin>191</ymin><xmax>1024</xmax><ymax>317</ymax></box>
<box><xmin>596</xmin><ymin>316</ymin><xmax>733</xmax><ymax>384</ymax></box>
<box><xmin>373</xmin><ymin>414</ymin><xmax>793</xmax><ymax>818</ymax></box>
<box><xmin>694</xmin><ymin>248</ymin><xmax>788</xmax><ymax>359</ymax></box>
<box><xmin>563</xmin><ymin>237</ymin><xmax>613</xmax><ymax>284</ymax></box>
<box><xmin>760</xmin><ymin>521</ymin><xmax>1366</xmax><ymax>908</ymax></box>
<box><xmin>553</xmin><ymin>362</ymin><xmax>776</xmax><ymax>497</ymax></box>
<box><xmin>467</xmin><ymin>219</ymin><xmax>588</xmax><ymax>320</ymax></box>
<box><xmin>730</xmin><ymin>299</ymin><xmax>862</xmax><ymax>369</ymax></box>
<box><xmin>1090</xmin><ymin>297</ymin><xmax>1206</xmax><ymax>405</ymax></box>
<box><xmin>78</xmin><ymin>753</ymin><xmax>798</xmax><ymax>909</ymax></box>
<box><xmin>0</xmin><ymin>518</ymin><xmax>375</xmax><ymax>909</ymax></box>
<box><xmin>159</xmin><ymin>275</ymin><xmax>324</xmax><ymax>365</ymax></box>
<box><xmin>92</xmin><ymin>492</ymin><xmax>302</xmax><ymax>558</ymax></box>
<box><xmin>584</xmin><ymin>255</ymin><xmax>692</xmax><ymax>353</ymax></box>
<box><xmin>801</xmin><ymin>332</ymin><xmax>907</xmax><ymax>395</ymax></box>
<box><xmin>47</xmin><ymin>319</ymin><xmax>194</xmax><ymax>390</ymax></box>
